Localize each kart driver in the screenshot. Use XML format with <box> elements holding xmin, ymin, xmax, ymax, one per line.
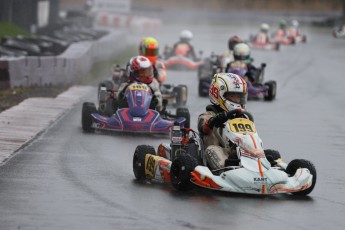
<box><xmin>198</xmin><ymin>72</ymin><xmax>248</xmax><ymax>170</ymax></box>
<box><xmin>254</xmin><ymin>23</ymin><xmax>271</xmax><ymax>44</ymax></box>
<box><xmin>116</xmin><ymin>56</ymin><xmax>163</xmax><ymax>110</ymax></box>
<box><xmin>172</xmin><ymin>30</ymin><xmax>197</xmax><ymax>60</ymax></box>
<box><xmin>219</xmin><ymin>35</ymin><xmax>242</xmax><ymax>71</ymax></box>
<box><xmin>274</xmin><ymin>19</ymin><xmax>288</xmax><ymax>38</ymax></box>
<box><xmin>288</xmin><ymin>19</ymin><xmax>301</xmax><ymax>38</ymax></box>
<box><xmin>139</xmin><ymin>37</ymin><xmax>167</xmax><ymax>84</ymax></box>
<box><xmin>225</xmin><ymin>43</ymin><xmax>257</xmax><ymax>83</ymax></box>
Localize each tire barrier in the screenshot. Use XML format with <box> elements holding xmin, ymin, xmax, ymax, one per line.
<box><xmin>1</xmin><ymin>30</ymin><xmax>126</xmax><ymax>88</ymax></box>
<box><xmin>95</xmin><ymin>12</ymin><xmax>162</xmax><ymax>33</ymax></box>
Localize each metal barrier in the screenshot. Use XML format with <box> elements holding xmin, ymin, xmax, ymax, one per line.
<box><xmin>1</xmin><ymin>30</ymin><xmax>126</xmax><ymax>88</ymax></box>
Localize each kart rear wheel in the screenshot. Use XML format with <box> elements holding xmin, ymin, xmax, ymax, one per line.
<box><xmin>97</xmin><ymin>80</ymin><xmax>113</xmax><ymax>100</ymax></box>
<box><xmin>264</xmin><ymin>80</ymin><xmax>277</xmax><ymax>101</ymax></box>
<box><xmin>82</xmin><ymin>102</ymin><xmax>97</xmax><ymax>133</ymax></box>
<box><xmin>174</xmin><ymin>85</ymin><xmax>188</xmax><ymax>107</ymax></box>
<box><xmin>133</xmin><ymin>145</ymin><xmax>156</xmax><ymax>181</ymax></box>
<box><xmin>198</xmin><ymin>78</ymin><xmax>210</xmax><ymax>97</ymax></box>
<box><xmin>170</xmin><ymin>154</ymin><xmax>198</xmax><ymax>191</ymax></box>
<box><xmin>176</xmin><ymin>107</ymin><xmax>190</xmax><ymax>128</ymax></box>
<box><xmin>286</xmin><ymin>159</ymin><xmax>317</xmax><ymax>196</ymax></box>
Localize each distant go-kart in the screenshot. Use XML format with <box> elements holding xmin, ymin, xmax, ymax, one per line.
<box><xmin>333</xmin><ymin>26</ymin><xmax>345</xmax><ymax>39</ymax></box>
<box><xmin>248</xmin><ymin>34</ymin><xmax>280</xmax><ymax>51</ymax></box>
<box><xmin>133</xmin><ymin>109</ymin><xmax>316</xmax><ymax>196</ymax></box>
<box><xmin>82</xmin><ymin>82</ymin><xmax>190</xmax><ymax>134</ymax></box>
<box><xmin>163</xmin><ymin>45</ymin><xmax>204</xmax><ymax>70</ymax></box>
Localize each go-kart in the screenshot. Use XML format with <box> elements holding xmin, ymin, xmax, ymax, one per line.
<box><xmin>82</xmin><ymin>82</ymin><xmax>190</xmax><ymax>134</ymax></box>
<box><xmin>333</xmin><ymin>26</ymin><xmax>345</xmax><ymax>39</ymax></box>
<box><xmin>228</xmin><ymin>62</ymin><xmax>276</xmax><ymax>101</ymax></box>
<box><xmin>97</xmin><ymin>64</ymin><xmax>188</xmax><ymax>108</ymax></box>
<box><xmin>163</xmin><ymin>45</ymin><xmax>204</xmax><ymax>70</ymax></box>
<box><xmin>133</xmin><ymin>109</ymin><xmax>316</xmax><ymax>195</ymax></box>
<box><xmin>248</xmin><ymin>34</ymin><xmax>280</xmax><ymax>51</ymax></box>
<box><xmin>271</xmin><ymin>33</ymin><xmax>295</xmax><ymax>45</ymax></box>
<box><xmin>197</xmin><ymin>53</ymin><xmax>223</xmax><ymax>97</ymax></box>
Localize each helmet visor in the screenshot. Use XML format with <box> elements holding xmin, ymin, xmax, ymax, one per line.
<box><xmin>133</xmin><ymin>66</ymin><xmax>153</xmax><ymax>83</ymax></box>
<box><xmin>223</xmin><ymin>92</ymin><xmax>247</xmax><ymax>105</ymax></box>
<box><xmin>145</xmin><ymin>47</ymin><xmax>159</xmax><ymax>56</ymax></box>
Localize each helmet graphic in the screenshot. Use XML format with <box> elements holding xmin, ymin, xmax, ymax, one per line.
<box><xmin>128</xmin><ymin>56</ymin><xmax>154</xmax><ymax>84</ymax></box>
<box><xmin>233</xmin><ymin>43</ymin><xmax>251</xmax><ymax>63</ymax></box>
<box><xmin>209</xmin><ymin>73</ymin><xmax>247</xmax><ymax>111</ymax></box>
<box><xmin>139</xmin><ymin>37</ymin><xmax>159</xmax><ymax>64</ymax></box>
<box><xmin>228</xmin><ymin>35</ymin><xmax>242</xmax><ymax>51</ymax></box>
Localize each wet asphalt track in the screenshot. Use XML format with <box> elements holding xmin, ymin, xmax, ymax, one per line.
<box><xmin>1</xmin><ymin>24</ymin><xmax>345</xmax><ymax>230</ymax></box>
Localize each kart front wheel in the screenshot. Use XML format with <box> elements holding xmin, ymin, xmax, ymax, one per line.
<box><xmin>133</xmin><ymin>145</ymin><xmax>156</xmax><ymax>181</ymax></box>
<box><xmin>82</xmin><ymin>102</ymin><xmax>97</xmax><ymax>133</ymax></box>
<box><xmin>170</xmin><ymin>154</ymin><xmax>198</xmax><ymax>191</ymax></box>
<box><xmin>174</xmin><ymin>85</ymin><xmax>188</xmax><ymax>107</ymax></box>
<box><xmin>286</xmin><ymin>159</ymin><xmax>317</xmax><ymax>196</ymax></box>
<box><xmin>264</xmin><ymin>80</ymin><xmax>277</xmax><ymax>101</ymax></box>
<box><xmin>176</xmin><ymin>107</ymin><xmax>190</xmax><ymax>128</ymax></box>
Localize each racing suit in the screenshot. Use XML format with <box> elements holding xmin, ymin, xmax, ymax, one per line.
<box><xmin>254</xmin><ymin>32</ymin><xmax>270</xmax><ymax>44</ymax></box>
<box><xmin>198</xmin><ymin>105</ymin><xmax>239</xmax><ymax>170</ymax></box>
<box><xmin>116</xmin><ymin>80</ymin><xmax>162</xmax><ymax>111</ymax></box>
<box><xmin>172</xmin><ymin>41</ymin><xmax>197</xmax><ymax>61</ymax></box>
<box><xmin>225</xmin><ymin>61</ymin><xmax>258</xmax><ymax>83</ymax></box>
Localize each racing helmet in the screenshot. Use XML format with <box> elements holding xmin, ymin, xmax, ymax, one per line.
<box><xmin>279</xmin><ymin>19</ymin><xmax>287</xmax><ymax>29</ymax></box>
<box><xmin>128</xmin><ymin>56</ymin><xmax>154</xmax><ymax>84</ymax></box>
<box><xmin>139</xmin><ymin>37</ymin><xmax>159</xmax><ymax>64</ymax></box>
<box><xmin>233</xmin><ymin>43</ymin><xmax>251</xmax><ymax>63</ymax></box>
<box><xmin>291</xmin><ymin>19</ymin><xmax>299</xmax><ymax>28</ymax></box>
<box><xmin>209</xmin><ymin>73</ymin><xmax>247</xmax><ymax>111</ymax></box>
<box><xmin>180</xmin><ymin>30</ymin><xmax>193</xmax><ymax>42</ymax></box>
<box><xmin>228</xmin><ymin>35</ymin><xmax>242</xmax><ymax>51</ymax></box>
<box><xmin>260</xmin><ymin>23</ymin><xmax>270</xmax><ymax>33</ymax></box>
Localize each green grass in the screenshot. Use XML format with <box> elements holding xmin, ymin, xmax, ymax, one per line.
<box><xmin>0</xmin><ymin>22</ymin><xmax>30</xmax><ymax>40</ymax></box>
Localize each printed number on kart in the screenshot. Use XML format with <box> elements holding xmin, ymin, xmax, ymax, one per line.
<box><xmin>145</xmin><ymin>155</ymin><xmax>159</xmax><ymax>178</ymax></box>
<box><xmin>129</xmin><ymin>84</ymin><xmax>149</xmax><ymax>91</ymax></box>
<box><xmin>229</xmin><ymin>118</ymin><xmax>256</xmax><ymax>134</ymax></box>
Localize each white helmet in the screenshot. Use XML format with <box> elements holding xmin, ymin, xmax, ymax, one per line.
<box><xmin>260</xmin><ymin>23</ymin><xmax>270</xmax><ymax>33</ymax></box>
<box><xmin>291</xmin><ymin>19</ymin><xmax>299</xmax><ymax>28</ymax></box>
<box><xmin>209</xmin><ymin>73</ymin><xmax>247</xmax><ymax>111</ymax></box>
<box><xmin>180</xmin><ymin>30</ymin><xmax>193</xmax><ymax>42</ymax></box>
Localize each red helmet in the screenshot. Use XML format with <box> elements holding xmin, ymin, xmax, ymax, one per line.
<box><xmin>128</xmin><ymin>56</ymin><xmax>154</xmax><ymax>84</ymax></box>
<box><xmin>228</xmin><ymin>35</ymin><xmax>242</xmax><ymax>51</ymax></box>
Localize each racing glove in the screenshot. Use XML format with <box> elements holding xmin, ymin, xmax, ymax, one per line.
<box><xmin>208</xmin><ymin>112</ymin><xmax>228</xmax><ymax>129</ymax></box>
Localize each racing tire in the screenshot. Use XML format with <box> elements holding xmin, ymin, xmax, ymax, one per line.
<box><xmin>133</xmin><ymin>145</ymin><xmax>156</xmax><ymax>181</ymax></box>
<box><xmin>174</xmin><ymin>85</ymin><xmax>188</xmax><ymax>107</ymax></box>
<box><xmin>198</xmin><ymin>78</ymin><xmax>210</xmax><ymax>97</ymax></box>
<box><xmin>264</xmin><ymin>149</ymin><xmax>281</xmax><ymax>166</ymax></box>
<box><xmin>176</xmin><ymin>107</ymin><xmax>190</xmax><ymax>128</ymax></box>
<box><xmin>264</xmin><ymin>80</ymin><xmax>277</xmax><ymax>101</ymax></box>
<box><xmin>82</xmin><ymin>102</ymin><xmax>97</xmax><ymax>133</ymax></box>
<box><xmin>170</xmin><ymin>154</ymin><xmax>199</xmax><ymax>191</ymax></box>
<box><xmin>97</xmin><ymin>80</ymin><xmax>113</xmax><ymax>100</ymax></box>
<box><xmin>286</xmin><ymin>159</ymin><xmax>317</xmax><ymax>196</ymax></box>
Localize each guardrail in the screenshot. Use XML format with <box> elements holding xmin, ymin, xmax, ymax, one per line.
<box><xmin>0</xmin><ymin>30</ymin><xmax>126</xmax><ymax>88</ymax></box>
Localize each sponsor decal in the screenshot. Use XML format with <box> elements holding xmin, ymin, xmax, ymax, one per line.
<box><xmin>254</xmin><ymin>177</ymin><xmax>268</xmax><ymax>184</ymax></box>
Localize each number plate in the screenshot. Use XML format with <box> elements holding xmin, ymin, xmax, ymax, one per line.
<box><xmin>129</xmin><ymin>83</ymin><xmax>149</xmax><ymax>91</ymax></box>
<box><xmin>229</xmin><ymin>118</ymin><xmax>256</xmax><ymax>134</ymax></box>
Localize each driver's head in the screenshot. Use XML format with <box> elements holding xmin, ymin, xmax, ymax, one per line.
<box><xmin>209</xmin><ymin>73</ymin><xmax>247</xmax><ymax>111</ymax></box>
<box><xmin>139</xmin><ymin>37</ymin><xmax>159</xmax><ymax>64</ymax></box>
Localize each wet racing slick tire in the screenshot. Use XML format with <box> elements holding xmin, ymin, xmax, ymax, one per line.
<box><xmin>170</xmin><ymin>154</ymin><xmax>199</xmax><ymax>191</ymax></box>
<box><xmin>97</xmin><ymin>80</ymin><xmax>113</xmax><ymax>100</ymax></box>
<box><xmin>82</xmin><ymin>102</ymin><xmax>97</xmax><ymax>133</ymax></box>
<box><xmin>176</xmin><ymin>107</ymin><xmax>190</xmax><ymax>128</ymax></box>
<box><xmin>264</xmin><ymin>149</ymin><xmax>281</xmax><ymax>166</ymax></box>
<box><xmin>133</xmin><ymin>145</ymin><xmax>156</xmax><ymax>181</ymax></box>
<box><xmin>264</xmin><ymin>80</ymin><xmax>277</xmax><ymax>101</ymax></box>
<box><xmin>174</xmin><ymin>85</ymin><xmax>188</xmax><ymax>107</ymax></box>
<box><xmin>286</xmin><ymin>159</ymin><xmax>317</xmax><ymax>196</ymax></box>
<box><xmin>198</xmin><ymin>78</ymin><xmax>211</xmax><ymax>97</ymax></box>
